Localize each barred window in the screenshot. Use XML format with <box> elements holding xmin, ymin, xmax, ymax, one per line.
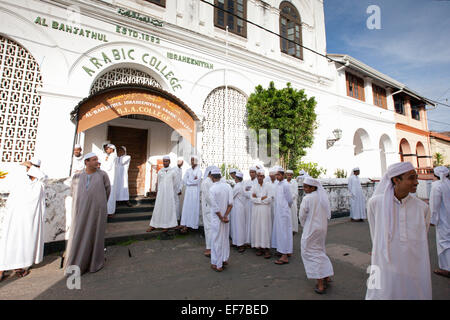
<box><xmin>214</xmin><ymin>0</ymin><xmax>247</xmax><ymax>38</ymax></box>
<box><xmin>145</xmin><ymin>0</ymin><xmax>165</xmax><ymax>7</ymax></box>
<box><xmin>280</xmin><ymin>1</ymin><xmax>303</xmax><ymax>60</ymax></box>
<box><xmin>0</xmin><ymin>36</ymin><xmax>42</xmax><ymax>163</ymax></box>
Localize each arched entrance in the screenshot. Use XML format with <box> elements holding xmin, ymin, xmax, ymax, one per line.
<box><xmin>399</xmin><ymin>138</ymin><xmax>415</xmax><ymax>166</ymax></box>
<box><xmin>379</xmin><ymin>134</ymin><xmax>393</xmax><ymax>175</ymax></box>
<box><xmin>71</xmin><ymin>84</ymin><xmax>198</xmax><ymax>195</ymax></box>
<box><xmin>416</xmin><ymin>142</ymin><xmax>427</xmax><ymax>168</ymax></box>
<box><xmin>352</xmin><ymin>128</ymin><xmax>372</xmax><ymax>175</ymax></box>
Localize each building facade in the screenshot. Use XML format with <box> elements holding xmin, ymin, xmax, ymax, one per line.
<box><xmin>0</xmin><ymin>0</ymin><xmax>434</xmax><ymax>196</ymax></box>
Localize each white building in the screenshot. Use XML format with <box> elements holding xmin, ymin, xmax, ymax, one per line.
<box><xmin>0</xmin><ymin>0</ymin><xmax>433</xmax><ymax>196</ymax></box>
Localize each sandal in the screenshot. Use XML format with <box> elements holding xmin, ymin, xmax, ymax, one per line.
<box><xmin>146</xmin><ymin>226</ymin><xmax>155</xmax><ymax>233</ymax></box>
<box><xmin>274</xmin><ymin>259</ymin><xmax>289</xmax><ymax>265</ymax></box>
<box><xmin>238</xmin><ymin>246</ymin><xmax>246</xmax><ymax>253</ymax></box>
<box><xmin>15</xmin><ymin>269</ymin><xmax>30</xmax><ymax>278</ymax></box>
<box><xmin>314</xmin><ymin>285</ymin><xmax>326</xmax><ymax>294</ymax></box>
<box><xmin>256</xmin><ymin>249</ymin><xmax>264</xmax><ymax>256</ymax></box>
<box><xmin>434</xmin><ymin>269</ymin><xmax>450</xmax><ymax>278</ymax></box>
<box><xmin>0</xmin><ymin>271</ymin><xmax>6</xmax><ymax>282</ymax></box>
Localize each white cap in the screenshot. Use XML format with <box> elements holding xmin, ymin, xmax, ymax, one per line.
<box><xmin>256</xmin><ymin>169</ymin><xmax>265</xmax><ymax>175</ymax></box>
<box><xmin>163</xmin><ymin>155</ymin><xmax>170</xmax><ymax>160</ymax></box>
<box><xmin>83</xmin><ymin>152</ymin><xmax>97</xmax><ymax>161</ymax></box>
<box><xmin>74</xmin><ymin>144</ymin><xmax>82</xmax><ymax>149</ymax></box>
<box><xmin>286</xmin><ymin>169</ymin><xmax>294</xmax><ymax>174</ymax></box>
<box><xmin>236</xmin><ymin>172</ymin><xmax>243</xmax><ymax>178</ymax></box>
<box><xmin>229</xmin><ymin>168</ymin><xmax>238</xmax><ymax>174</ymax></box>
<box><xmin>30</xmin><ymin>157</ymin><xmax>41</xmax><ymax>167</ymax></box>
<box><xmin>269</xmin><ymin>167</ymin><xmax>277</xmax><ymax>174</ymax></box>
<box><xmin>352</xmin><ymin>167</ymin><xmax>360</xmax><ymax>172</ymax></box>
<box><xmin>249</xmin><ymin>166</ymin><xmax>257</xmax><ymax>171</ymax></box>
<box><xmin>277</xmin><ymin>166</ymin><xmax>285</xmax><ymax>173</ymax></box>
<box><xmin>107</xmin><ymin>144</ymin><xmax>116</xmax><ymax>150</ymax></box>
<box><xmin>211</xmin><ymin>168</ymin><xmax>221</xmax><ymax>175</ymax></box>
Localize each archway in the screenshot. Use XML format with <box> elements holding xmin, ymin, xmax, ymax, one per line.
<box><xmin>399</xmin><ymin>138</ymin><xmax>415</xmax><ymax>166</ymax></box>
<box><xmin>379</xmin><ymin>134</ymin><xmax>393</xmax><ymax>175</ymax></box>
<box><xmin>352</xmin><ymin>129</ymin><xmax>372</xmax><ymax>175</ymax></box>
<box><xmin>416</xmin><ymin>142</ymin><xmax>427</xmax><ymax>168</ymax></box>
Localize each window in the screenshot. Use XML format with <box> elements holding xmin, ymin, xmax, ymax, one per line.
<box><xmin>394</xmin><ymin>96</ymin><xmax>405</xmax><ymax>115</ymax></box>
<box><xmin>346</xmin><ymin>73</ymin><xmax>365</xmax><ymax>101</ymax></box>
<box><xmin>214</xmin><ymin>0</ymin><xmax>247</xmax><ymax>38</ymax></box>
<box><xmin>411</xmin><ymin>105</ymin><xmax>421</xmax><ymax>120</ymax></box>
<box><xmin>372</xmin><ymin>84</ymin><xmax>387</xmax><ymax>109</ymax></box>
<box><xmin>280</xmin><ymin>1</ymin><xmax>303</xmax><ymax>60</ymax></box>
<box><xmin>145</xmin><ymin>0</ymin><xmax>165</xmax><ymax>7</ymax></box>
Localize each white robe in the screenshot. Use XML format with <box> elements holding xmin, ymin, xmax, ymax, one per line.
<box><xmin>116</xmin><ymin>155</ymin><xmax>131</xmax><ymax>201</ymax></box>
<box><xmin>243</xmin><ymin>178</ymin><xmax>257</xmax><ymax>244</ymax></box>
<box><xmin>101</xmin><ymin>152</ymin><xmax>118</xmax><ymax>215</ymax></box>
<box><xmin>174</xmin><ymin>166</ymin><xmax>184</xmax><ymax>221</ymax></box>
<box><xmin>201</xmin><ymin>177</ymin><xmax>214</xmax><ymax>249</ymax></box>
<box><xmin>366</xmin><ymin>194</ymin><xmax>432</xmax><ymax>300</ymax></box>
<box><xmin>271</xmin><ymin>180</ymin><xmax>293</xmax><ymax>254</ymax></box>
<box><xmin>230</xmin><ymin>181</ymin><xmax>248</xmax><ymax>246</ymax></box>
<box><xmin>430</xmin><ymin>180</ymin><xmax>450</xmax><ymax>271</ymax></box>
<box><xmin>288</xmin><ymin>179</ymin><xmax>299</xmax><ymax>233</ymax></box>
<box><xmin>0</xmin><ymin>167</ymin><xmax>46</xmax><ymax>270</ymax></box>
<box><xmin>71</xmin><ymin>155</ymin><xmax>85</xmax><ymax>175</ymax></box>
<box><xmin>348</xmin><ymin>175</ymin><xmax>366</xmax><ymax>219</ymax></box>
<box><xmin>180</xmin><ymin>166</ymin><xmax>202</xmax><ymax>229</ymax></box>
<box><xmin>209</xmin><ymin>181</ymin><xmax>233</xmax><ymax>269</ymax></box>
<box><xmin>268</xmin><ymin>180</ymin><xmax>278</xmax><ymax>222</ymax></box>
<box><xmin>250</xmin><ymin>182</ymin><xmax>272</xmax><ymax>249</ymax></box>
<box><xmin>299</xmin><ymin>192</ymin><xmax>334</xmax><ymax>279</ymax></box>
<box><xmin>149</xmin><ymin>167</ymin><xmax>178</xmax><ymax>229</ymax></box>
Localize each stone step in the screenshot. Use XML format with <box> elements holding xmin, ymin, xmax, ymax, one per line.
<box><xmin>126</xmin><ymin>196</ymin><xmax>156</xmax><ymax>206</ymax></box>
<box><xmin>115</xmin><ymin>203</ymin><xmax>154</xmax><ymax>214</ymax></box>
<box><xmin>108</xmin><ymin>212</ymin><xmax>152</xmax><ymax>223</ymax></box>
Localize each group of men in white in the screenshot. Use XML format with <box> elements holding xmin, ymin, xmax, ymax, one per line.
<box><xmin>0</xmin><ymin>145</ymin><xmax>448</xmax><ymax>299</ymax></box>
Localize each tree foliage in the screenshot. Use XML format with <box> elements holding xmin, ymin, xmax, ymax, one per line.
<box><xmin>246</xmin><ymin>81</ymin><xmax>317</xmax><ymax>171</ymax></box>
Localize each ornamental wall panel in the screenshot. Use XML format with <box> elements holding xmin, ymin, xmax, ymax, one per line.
<box><xmin>0</xmin><ymin>36</ymin><xmax>42</xmax><ymax>163</ymax></box>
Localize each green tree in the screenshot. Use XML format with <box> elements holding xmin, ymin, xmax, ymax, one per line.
<box><xmin>297</xmin><ymin>161</ymin><xmax>327</xmax><ymax>178</ymax></box>
<box><xmin>246</xmin><ymin>82</ymin><xmax>317</xmax><ymax>171</ymax></box>
<box><xmin>433</xmin><ymin>152</ymin><xmax>444</xmax><ymax>166</ymax></box>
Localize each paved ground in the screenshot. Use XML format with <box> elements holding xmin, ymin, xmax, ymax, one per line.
<box><xmin>0</xmin><ymin>219</ymin><xmax>448</xmax><ymax>300</ymax></box>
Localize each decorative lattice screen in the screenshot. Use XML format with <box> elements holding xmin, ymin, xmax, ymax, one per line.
<box><xmin>202</xmin><ymin>86</ymin><xmax>252</xmax><ymax>170</ymax></box>
<box><xmin>0</xmin><ymin>36</ymin><xmax>42</xmax><ymax>163</ymax></box>
<box><xmin>90</xmin><ymin>67</ymin><xmax>162</xmax><ymax>95</ymax></box>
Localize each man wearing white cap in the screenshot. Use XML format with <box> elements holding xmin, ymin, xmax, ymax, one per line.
<box><xmin>71</xmin><ymin>144</ymin><xmax>84</xmax><ymax>175</ymax></box>
<box><xmin>348</xmin><ymin>167</ymin><xmax>366</xmax><ymax>222</ymax></box>
<box><xmin>272</xmin><ymin>166</ymin><xmax>293</xmax><ymax>265</ymax></box>
<box><xmin>0</xmin><ymin>161</ymin><xmax>46</xmax><ymax>280</ymax></box>
<box><xmin>101</xmin><ymin>144</ymin><xmax>118</xmax><ymax>215</ymax></box>
<box><xmin>64</xmin><ymin>153</ymin><xmax>111</xmax><ymax>275</ymax></box>
<box><xmin>180</xmin><ymin>155</ymin><xmax>202</xmax><ymax>233</ymax></box>
<box><xmin>299</xmin><ymin>177</ymin><xmax>334</xmax><ymax>294</ymax></box>
<box><xmin>147</xmin><ymin>156</ymin><xmax>178</xmax><ymax>233</ymax></box>
<box><xmin>243</xmin><ymin>166</ymin><xmax>258</xmax><ymax>247</ymax></box>
<box><xmin>230</xmin><ymin>171</ymin><xmax>248</xmax><ymax>252</ymax></box>
<box><xmin>250</xmin><ymin>169</ymin><xmax>273</xmax><ymax>258</ymax></box>
<box><xmin>430</xmin><ymin>166</ymin><xmax>450</xmax><ymax>278</ymax></box>
<box><xmin>209</xmin><ymin>168</ymin><xmax>233</xmax><ymax>272</ymax></box>
<box><xmin>174</xmin><ymin>157</ymin><xmax>184</xmax><ymax>221</ymax></box>
<box><xmin>366</xmin><ymin>162</ymin><xmax>432</xmax><ymax>300</ymax></box>
<box><xmin>296</xmin><ymin>170</ymin><xmax>309</xmax><ymax>185</ymax></box>
<box><xmin>116</xmin><ymin>146</ymin><xmax>131</xmax><ymax>207</ymax></box>
<box><xmin>30</xmin><ymin>157</ymin><xmax>47</xmax><ymax>181</ymax></box>
<box><xmin>286</xmin><ymin>170</ymin><xmax>299</xmax><ymax>233</ymax></box>
<box><xmin>201</xmin><ymin>166</ymin><xmax>216</xmax><ymax>257</ymax></box>
<box><xmin>265</xmin><ymin>167</ymin><xmax>279</xmax><ymax>222</ymax></box>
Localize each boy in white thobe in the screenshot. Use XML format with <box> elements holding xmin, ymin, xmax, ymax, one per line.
<box><xmin>209</xmin><ymin>169</ymin><xmax>233</xmax><ymax>272</ymax></box>
<box><xmin>243</xmin><ymin>167</ymin><xmax>258</xmax><ymax>247</ymax></box>
<box><xmin>180</xmin><ymin>156</ymin><xmax>202</xmax><ymax>233</ymax></box>
<box><xmin>286</xmin><ymin>170</ymin><xmax>299</xmax><ymax>233</ymax></box>
<box><xmin>147</xmin><ymin>156</ymin><xmax>178</xmax><ymax>232</ymax></box>
<box><xmin>174</xmin><ymin>158</ymin><xmax>184</xmax><ymax>221</ymax></box>
<box><xmin>231</xmin><ymin>172</ymin><xmax>248</xmax><ymax>252</ymax></box>
<box><xmin>201</xmin><ymin>166</ymin><xmax>216</xmax><ymax>257</ymax></box>
<box><xmin>299</xmin><ymin>177</ymin><xmax>334</xmax><ymax>294</ymax></box>
<box><xmin>271</xmin><ymin>167</ymin><xmax>293</xmax><ymax>265</ymax></box>
<box><xmin>366</xmin><ymin>162</ymin><xmax>432</xmax><ymax>300</ymax></box>
<box><xmin>116</xmin><ymin>146</ymin><xmax>131</xmax><ymax>206</ymax></box>
<box><xmin>0</xmin><ymin>162</ymin><xmax>46</xmax><ymax>280</ymax></box>
<box><xmin>71</xmin><ymin>144</ymin><xmax>84</xmax><ymax>175</ymax></box>
<box><xmin>430</xmin><ymin>166</ymin><xmax>450</xmax><ymax>278</ymax></box>
<box><xmin>101</xmin><ymin>144</ymin><xmax>118</xmax><ymax>215</ymax></box>
<box><xmin>251</xmin><ymin>170</ymin><xmax>272</xmax><ymax>258</ymax></box>
<box><xmin>348</xmin><ymin>167</ymin><xmax>366</xmax><ymax>221</ymax></box>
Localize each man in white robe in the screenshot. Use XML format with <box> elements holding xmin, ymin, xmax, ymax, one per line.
<box><xmin>348</xmin><ymin>167</ymin><xmax>366</xmax><ymax>221</ymax></box>
<box><xmin>430</xmin><ymin>166</ymin><xmax>450</xmax><ymax>278</ymax></box>
<box><xmin>266</xmin><ymin>167</ymin><xmax>279</xmax><ymax>222</ymax></box>
<box><xmin>251</xmin><ymin>170</ymin><xmax>272</xmax><ymax>258</ymax></box>
<box><xmin>271</xmin><ymin>166</ymin><xmax>293</xmax><ymax>265</ymax></box>
<box><xmin>180</xmin><ymin>155</ymin><xmax>202</xmax><ymax>233</ymax></box>
<box><xmin>201</xmin><ymin>166</ymin><xmax>216</xmax><ymax>257</ymax></box>
<box><xmin>209</xmin><ymin>169</ymin><xmax>233</xmax><ymax>272</ymax></box>
<box><xmin>0</xmin><ymin>162</ymin><xmax>46</xmax><ymax>280</ymax></box>
<box><xmin>296</xmin><ymin>170</ymin><xmax>309</xmax><ymax>185</ymax></box>
<box><xmin>243</xmin><ymin>166</ymin><xmax>258</xmax><ymax>247</ymax></box>
<box><xmin>174</xmin><ymin>158</ymin><xmax>184</xmax><ymax>222</ymax></box>
<box><xmin>299</xmin><ymin>177</ymin><xmax>334</xmax><ymax>294</ymax></box>
<box><xmin>116</xmin><ymin>146</ymin><xmax>131</xmax><ymax>206</ymax></box>
<box><xmin>286</xmin><ymin>170</ymin><xmax>299</xmax><ymax>233</ymax></box>
<box><xmin>147</xmin><ymin>156</ymin><xmax>178</xmax><ymax>232</ymax></box>
<box><xmin>231</xmin><ymin>171</ymin><xmax>248</xmax><ymax>252</ymax></box>
<box><xmin>366</xmin><ymin>162</ymin><xmax>432</xmax><ymax>300</ymax></box>
<box><xmin>101</xmin><ymin>144</ymin><xmax>118</xmax><ymax>215</ymax></box>
<box><xmin>71</xmin><ymin>144</ymin><xmax>84</xmax><ymax>175</ymax></box>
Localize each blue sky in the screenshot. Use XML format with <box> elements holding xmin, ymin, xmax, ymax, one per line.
<box><xmin>323</xmin><ymin>0</ymin><xmax>450</xmax><ymax>132</ymax></box>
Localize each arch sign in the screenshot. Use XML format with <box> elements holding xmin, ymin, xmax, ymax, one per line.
<box><xmin>76</xmin><ymin>88</ymin><xmax>196</xmax><ymax>146</ymax></box>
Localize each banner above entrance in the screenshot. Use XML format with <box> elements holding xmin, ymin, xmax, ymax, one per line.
<box><xmin>74</xmin><ymin>86</ymin><xmax>197</xmax><ymax>146</ymax></box>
